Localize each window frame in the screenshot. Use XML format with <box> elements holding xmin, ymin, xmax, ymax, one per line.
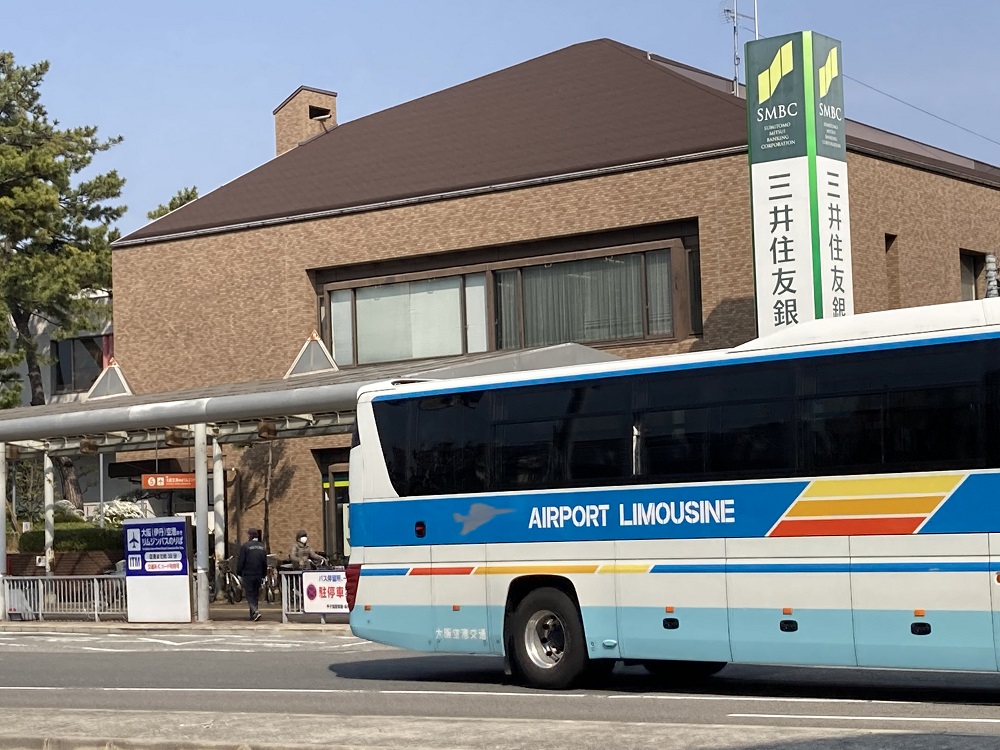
<box><xmin>324</xmin><ymin>239</ymin><xmax>691</xmax><ymax>367</ymax></box>
<box><xmin>51</xmin><ymin>334</ymin><xmax>112</xmax><ymax>394</ymax></box>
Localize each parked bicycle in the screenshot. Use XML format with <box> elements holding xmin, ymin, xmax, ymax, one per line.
<box><xmin>217</xmin><ymin>556</ymin><xmax>243</xmax><ymax>604</ymax></box>
<box><xmin>263</xmin><ymin>555</ymin><xmax>281</xmax><ymax>604</ymax></box>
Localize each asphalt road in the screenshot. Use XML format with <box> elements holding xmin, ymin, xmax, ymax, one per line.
<box><xmin>1</xmin><ymin>631</ymin><xmax>1000</xmax><ymax>749</ymax></box>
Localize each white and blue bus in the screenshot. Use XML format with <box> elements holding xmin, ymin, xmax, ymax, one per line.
<box><xmin>346</xmin><ymin>298</ymin><xmax>1000</xmax><ymax>689</ymax></box>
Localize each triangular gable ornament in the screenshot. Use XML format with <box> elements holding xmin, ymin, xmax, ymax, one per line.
<box><xmin>83</xmin><ymin>358</ymin><xmax>134</xmax><ymax>401</ymax></box>
<box><xmin>284</xmin><ymin>331</ymin><xmax>339</xmax><ymax>378</ymax></box>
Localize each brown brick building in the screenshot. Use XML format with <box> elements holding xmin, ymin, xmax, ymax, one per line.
<box><xmin>112</xmin><ymin>39</ymin><xmax>1000</xmax><ymax>557</ymax></box>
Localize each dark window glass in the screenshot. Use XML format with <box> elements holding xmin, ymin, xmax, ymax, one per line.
<box><xmin>712</xmin><ymin>400</ymin><xmax>796</xmax><ymax>477</ymax></box>
<box><xmin>53</xmin><ymin>336</ymin><xmax>107</xmax><ymax>393</ymax></box>
<box><xmin>495</xmin><ymin>413</ymin><xmax>629</xmax><ymax>489</ymax></box>
<box><xmin>886</xmin><ymin>386</ymin><xmax>984</xmax><ymax>470</ymax></box>
<box><xmin>372</xmin><ymin>400</ymin><xmax>410</xmax><ymax>494</ymax></box>
<box><xmin>494</xmin><ymin>379</ymin><xmax>631</xmax><ymax>490</ymax></box>
<box><xmin>802</xmin><ymin>393</ymin><xmax>883</xmax><ymax>474</ymax></box>
<box><xmin>640</xmin><ymin>407</ymin><xmax>712</xmax><ymax>480</ymax></box>
<box><xmin>54</xmin><ymin>340</ymin><xmax>74</xmax><ymax>392</ymax></box>
<box><xmin>374</xmin><ymin>392</ymin><xmax>494</xmax><ymax>496</ymax></box>
<box><xmin>642</xmin><ymin>362</ymin><xmax>793</xmax><ymax>412</ymax></box>
<box><xmin>496</xmin><ymin>418</ymin><xmax>559</xmax><ymax>489</ymax></box>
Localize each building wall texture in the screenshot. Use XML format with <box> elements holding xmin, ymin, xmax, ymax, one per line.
<box><xmin>112</xmin><ymin>150</ymin><xmax>1000</xmax><ymax>552</ymax></box>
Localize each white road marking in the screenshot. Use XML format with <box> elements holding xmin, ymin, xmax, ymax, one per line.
<box><xmin>731</xmin><ymin>713</ymin><xmax>1000</xmax><ymax>724</ymax></box>
<box><xmin>608</xmin><ymin>694</ymin><xmax>907</xmax><ymax>705</ymax></box>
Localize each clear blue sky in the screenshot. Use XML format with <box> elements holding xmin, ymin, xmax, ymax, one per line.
<box><xmin>4</xmin><ymin>1</ymin><xmax>998</xmax><ymax>236</ymax></box>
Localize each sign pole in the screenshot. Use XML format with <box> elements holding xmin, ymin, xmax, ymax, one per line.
<box><xmin>0</xmin><ymin>443</ymin><xmax>7</xmax><ymax>621</ymax></box>
<box><xmin>43</xmin><ymin>452</ymin><xmax>54</xmax><ymax>576</ymax></box>
<box><xmin>212</xmin><ymin>439</ymin><xmax>226</xmax><ymax>574</ymax></box>
<box><xmin>194</xmin><ymin>423</ymin><xmax>210</xmax><ymax>622</ymax></box>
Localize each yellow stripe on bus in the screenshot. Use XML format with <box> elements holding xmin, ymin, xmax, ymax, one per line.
<box><xmin>598</xmin><ymin>564</ymin><xmax>650</xmax><ymax>574</ymax></box>
<box><xmin>473</xmin><ymin>565</ymin><xmax>599</xmax><ymax>575</ymax></box>
<box><xmin>801</xmin><ymin>474</ymin><xmax>964</xmax><ymax>498</ymax></box>
<box><xmin>785</xmin><ymin>496</ymin><xmax>943</xmax><ymax>517</ymax></box>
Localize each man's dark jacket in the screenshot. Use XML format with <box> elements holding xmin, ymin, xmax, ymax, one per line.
<box><xmin>237</xmin><ymin>538</ymin><xmax>267</xmax><ymax>579</ymax></box>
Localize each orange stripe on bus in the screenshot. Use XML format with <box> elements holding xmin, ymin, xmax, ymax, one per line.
<box><xmin>770</xmin><ymin>516</ymin><xmax>925</xmax><ymax>537</ymax></box>
<box><xmin>408</xmin><ymin>567</ymin><xmax>475</xmax><ymax>576</ymax></box>
<box><xmin>784</xmin><ymin>496</ymin><xmax>942</xmax><ymax>517</ymax></box>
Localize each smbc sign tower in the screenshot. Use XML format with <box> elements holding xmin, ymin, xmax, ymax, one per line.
<box><xmin>746</xmin><ymin>32</ymin><xmax>854</xmax><ymax>337</ymax></box>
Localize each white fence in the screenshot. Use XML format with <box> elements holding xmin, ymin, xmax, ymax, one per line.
<box><xmin>3</xmin><ymin>575</ymin><xmax>127</xmax><ymax>622</ymax></box>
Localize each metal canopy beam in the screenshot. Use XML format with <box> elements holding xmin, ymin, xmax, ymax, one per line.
<box><xmin>0</xmin><ymin>382</ymin><xmax>364</xmax><ymax>443</ymax></box>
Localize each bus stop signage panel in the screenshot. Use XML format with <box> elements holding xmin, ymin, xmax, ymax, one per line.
<box><xmin>123</xmin><ymin>517</ymin><xmax>192</xmax><ymax>622</ymax></box>
<box><xmin>125</xmin><ymin>519</ymin><xmax>189</xmax><ymax>576</ymax></box>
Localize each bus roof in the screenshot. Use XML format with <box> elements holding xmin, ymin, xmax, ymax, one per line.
<box><xmin>359</xmin><ymin>298</ymin><xmax>1000</xmax><ymax>400</ymax></box>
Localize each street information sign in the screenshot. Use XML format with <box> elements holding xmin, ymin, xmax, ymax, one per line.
<box><xmin>302</xmin><ymin>569</ymin><xmax>349</xmax><ymax>614</ymax></box>
<box><xmin>123</xmin><ymin>517</ymin><xmax>193</xmax><ymax>622</ymax></box>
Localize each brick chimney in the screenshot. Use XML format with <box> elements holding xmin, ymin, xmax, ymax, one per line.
<box><xmin>273</xmin><ymin>86</ymin><xmax>338</xmax><ymax>157</ymax></box>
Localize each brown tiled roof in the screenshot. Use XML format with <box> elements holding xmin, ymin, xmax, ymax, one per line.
<box><xmin>119</xmin><ymin>38</ymin><xmax>1000</xmax><ymax>246</ymax></box>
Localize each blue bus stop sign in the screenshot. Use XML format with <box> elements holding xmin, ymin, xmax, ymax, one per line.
<box><xmin>124</xmin><ymin>518</ymin><xmax>189</xmax><ymax>577</ymax></box>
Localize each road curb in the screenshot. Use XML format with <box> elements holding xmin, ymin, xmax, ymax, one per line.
<box><xmin>0</xmin><ymin>622</ymin><xmax>353</xmax><ymax>635</ymax></box>
<box><xmin>0</xmin><ymin>737</ymin><xmax>426</xmax><ymax>750</ymax></box>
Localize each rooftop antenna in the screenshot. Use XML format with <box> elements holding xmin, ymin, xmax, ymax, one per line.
<box><xmin>721</xmin><ymin>0</ymin><xmax>759</xmax><ymax>96</ymax></box>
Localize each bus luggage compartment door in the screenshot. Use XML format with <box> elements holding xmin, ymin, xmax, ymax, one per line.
<box><xmin>727</xmin><ymin>536</ymin><xmax>857</xmax><ymax>666</ymax></box>
<box><xmin>852</xmin><ymin>534</ymin><xmax>996</xmax><ymax>671</ymax></box>
<box><xmin>615</xmin><ymin>538</ymin><xmax>732</xmax><ymax>663</ymax></box>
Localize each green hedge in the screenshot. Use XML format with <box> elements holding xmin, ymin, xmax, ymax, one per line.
<box><xmin>19</xmin><ymin>524</ymin><xmax>124</xmax><ymax>553</ymax></box>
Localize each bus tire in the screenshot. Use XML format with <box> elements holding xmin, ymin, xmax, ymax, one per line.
<box><xmin>510</xmin><ymin>587</ymin><xmax>587</xmax><ymax>690</ymax></box>
<box><xmin>642</xmin><ymin>660</ymin><xmax>727</xmax><ymax>681</ymax></box>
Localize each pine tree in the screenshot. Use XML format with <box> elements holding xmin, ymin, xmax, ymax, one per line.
<box><xmin>147</xmin><ymin>186</ymin><xmax>198</xmax><ymax>220</ymax></box>
<box><xmin>0</xmin><ymin>51</ymin><xmax>126</xmax><ymax>507</ymax></box>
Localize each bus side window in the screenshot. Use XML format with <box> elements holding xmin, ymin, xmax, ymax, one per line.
<box><xmin>885</xmin><ymin>385</ymin><xmax>984</xmax><ymax>471</ymax></box>
<box><xmin>801</xmin><ymin>393</ymin><xmax>884</xmax><ymax>476</ymax></box>
<box><xmin>638</xmin><ymin>407</ymin><xmax>712</xmax><ymax>482</ymax></box>
<box><xmin>713</xmin><ymin>400</ymin><xmax>795</xmax><ymax>478</ymax></box>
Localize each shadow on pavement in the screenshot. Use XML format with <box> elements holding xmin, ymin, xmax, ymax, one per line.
<box><xmin>330</xmin><ymin>653</ymin><xmax>507</xmax><ymax>685</ymax></box>
<box><xmin>330</xmin><ymin>655</ymin><xmax>1000</xmax><ymax>706</ymax></box>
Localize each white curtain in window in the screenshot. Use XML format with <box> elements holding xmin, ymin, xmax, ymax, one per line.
<box><xmin>522</xmin><ymin>256</ymin><xmax>643</xmax><ymax>347</ymax></box>
<box><xmin>330</xmin><ymin>290</ymin><xmax>355</xmax><ymax>366</ymax></box>
<box><xmin>646</xmin><ymin>249</ymin><xmax>674</xmax><ymax>336</ymax></box>
<box><xmin>356</xmin><ymin>277</ymin><xmax>463</xmax><ymax>364</ymax></box>
<box><xmin>495</xmin><ymin>270</ymin><xmax>521</xmax><ymax>349</ymax></box>
<box><xmin>464</xmin><ymin>274</ymin><xmax>488</xmax><ymax>353</ymax></box>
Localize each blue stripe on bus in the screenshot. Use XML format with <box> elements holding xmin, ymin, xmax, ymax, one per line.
<box><xmin>371</xmin><ymin>328</ymin><xmax>1000</xmax><ymax>401</ymax></box>
<box><xmin>360</xmin><ymin>568</ymin><xmax>412</xmax><ymax>577</ymax></box>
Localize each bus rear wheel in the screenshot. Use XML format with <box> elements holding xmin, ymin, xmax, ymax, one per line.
<box><xmin>642</xmin><ymin>659</ymin><xmax>727</xmax><ymax>681</ymax></box>
<box><xmin>510</xmin><ymin>587</ymin><xmax>587</xmax><ymax>689</ymax></box>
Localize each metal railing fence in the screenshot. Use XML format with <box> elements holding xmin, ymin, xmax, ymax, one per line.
<box><xmin>2</xmin><ymin>575</ymin><xmax>127</xmax><ymax>622</ymax></box>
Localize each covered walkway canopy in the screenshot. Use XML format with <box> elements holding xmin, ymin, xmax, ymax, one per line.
<box><xmin>0</xmin><ymin>343</ymin><xmax>617</xmax><ymax>621</ymax></box>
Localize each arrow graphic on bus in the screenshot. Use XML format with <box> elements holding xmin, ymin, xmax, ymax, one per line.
<box><xmin>454</xmin><ymin>503</ymin><xmax>514</xmax><ymax>535</ymax></box>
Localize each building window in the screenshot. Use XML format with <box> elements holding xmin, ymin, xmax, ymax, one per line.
<box><xmin>331</xmin><ymin>275</ymin><xmax>487</xmax><ymax>366</ymax></box>
<box><xmin>497</xmin><ymin>249</ymin><xmax>673</xmax><ymax>349</ymax></box>
<box><xmin>53</xmin><ymin>334</ymin><xmax>113</xmax><ymax>393</ymax></box>
<box><xmin>960</xmin><ymin>251</ymin><xmax>984</xmax><ymax>301</ymax></box>
<box><xmin>325</xmin><ymin>239</ymin><xmax>691</xmax><ymax>367</ymax></box>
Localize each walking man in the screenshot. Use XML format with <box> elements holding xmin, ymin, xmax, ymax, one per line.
<box><xmin>236</xmin><ymin>528</ymin><xmax>267</xmax><ymax>621</ymax></box>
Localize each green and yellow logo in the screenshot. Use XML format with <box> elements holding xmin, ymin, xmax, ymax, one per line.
<box><xmin>757</xmin><ymin>41</ymin><xmax>794</xmax><ymax>104</ymax></box>
<box><xmin>818</xmin><ymin>47</ymin><xmax>839</xmax><ymax>98</ymax></box>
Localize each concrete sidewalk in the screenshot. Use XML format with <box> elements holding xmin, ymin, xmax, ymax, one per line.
<box><xmin>0</xmin><ymin>708</ymin><xmax>939</xmax><ymax>750</ymax></box>
<box><xmin>0</xmin><ymin>599</ymin><xmax>352</xmax><ymax>635</ymax></box>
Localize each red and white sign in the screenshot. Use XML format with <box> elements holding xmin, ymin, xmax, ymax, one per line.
<box><xmin>144</xmin><ymin>560</ymin><xmax>183</xmax><ymax>573</ymax></box>
<box><xmin>302</xmin><ymin>570</ymin><xmax>348</xmax><ymax>614</ymax></box>
<box><xmin>142</xmin><ymin>474</ymin><xmax>197</xmax><ymax>490</ymax></box>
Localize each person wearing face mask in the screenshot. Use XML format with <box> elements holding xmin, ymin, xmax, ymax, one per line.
<box><xmin>290</xmin><ymin>529</ymin><xmax>326</xmax><ymax>570</ymax></box>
